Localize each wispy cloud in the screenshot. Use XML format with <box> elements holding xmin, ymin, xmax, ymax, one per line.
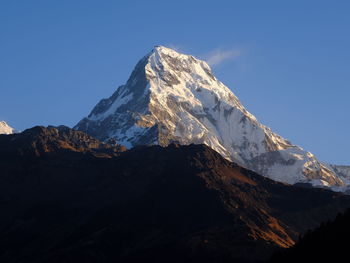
<box><xmin>204</xmin><ymin>48</ymin><xmax>241</xmax><ymax>66</ymax></box>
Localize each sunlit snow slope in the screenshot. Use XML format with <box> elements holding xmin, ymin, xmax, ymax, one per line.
<box><xmin>75</xmin><ymin>46</ymin><xmax>347</xmax><ymax>190</ymax></box>
<box><xmin>0</xmin><ymin>121</ymin><xmax>14</xmax><ymax>135</ymax></box>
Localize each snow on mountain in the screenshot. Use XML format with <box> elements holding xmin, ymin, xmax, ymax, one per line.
<box><xmin>329</xmin><ymin>165</ymin><xmax>350</xmax><ymax>187</ymax></box>
<box><xmin>0</xmin><ymin>121</ymin><xmax>15</xmax><ymax>135</ymax></box>
<box><xmin>75</xmin><ymin>46</ymin><xmax>347</xmax><ymax>189</ymax></box>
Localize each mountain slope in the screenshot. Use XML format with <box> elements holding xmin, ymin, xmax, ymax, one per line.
<box><xmin>0</xmin><ymin>127</ymin><xmax>350</xmax><ymax>262</ymax></box>
<box><xmin>75</xmin><ymin>46</ymin><xmax>346</xmax><ymax>189</ymax></box>
<box><xmin>330</xmin><ymin>165</ymin><xmax>350</xmax><ymax>191</ymax></box>
<box><xmin>270</xmin><ymin>208</ymin><xmax>350</xmax><ymax>262</ymax></box>
<box><xmin>0</xmin><ymin>121</ymin><xmax>15</xmax><ymax>134</ymax></box>
<box><xmin>75</xmin><ymin>46</ymin><xmax>286</xmax><ymax>161</ymax></box>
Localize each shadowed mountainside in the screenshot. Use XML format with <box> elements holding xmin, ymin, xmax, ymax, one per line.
<box><xmin>270</xmin><ymin>208</ymin><xmax>350</xmax><ymax>262</ymax></box>
<box><xmin>0</xmin><ymin>126</ymin><xmax>349</xmax><ymax>263</ymax></box>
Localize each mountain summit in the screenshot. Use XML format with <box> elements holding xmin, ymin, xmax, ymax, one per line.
<box><xmin>75</xmin><ymin>46</ymin><xmax>348</xmax><ymax>189</ymax></box>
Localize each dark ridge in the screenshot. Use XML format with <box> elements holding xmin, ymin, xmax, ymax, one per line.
<box><xmin>270</xmin><ymin>208</ymin><xmax>350</xmax><ymax>262</ymax></box>
<box><xmin>0</xmin><ymin>127</ymin><xmax>349</xmax><ymax>262</ymax></box>
<box><xmin>0</xmin><ymin>125</ymin><xmax>126</xmax><ymax>159</ymax></box>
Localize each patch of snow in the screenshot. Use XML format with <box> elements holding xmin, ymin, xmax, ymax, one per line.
<box><xmin>0</xmin><ymin>121</ymin><xmax>15</xmax><ymax>135</ymax></box>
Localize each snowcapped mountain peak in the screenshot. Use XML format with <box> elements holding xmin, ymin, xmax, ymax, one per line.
<box><xmin>75</xmin><ymin>46</ymin><xmax>347</xmax><ymax>190</ymax></box>
<box><xmin>147</xmin><ymin>45</ymin><xmax>214</xmax><ymax>86</ymax></box>
<box><xmin>146</xmin><ymin>46</ymin><xmax>254</xmax><ymax>119</ymax></box>
<box><xmin>0</xmin><ymin>121</ymin><xmax>15</xmax><ymax>135</ymax></box>
<box><xmin>152</xmin><ymin>45</ymin><xmax>199</xmax><ymax>61</ymax></box>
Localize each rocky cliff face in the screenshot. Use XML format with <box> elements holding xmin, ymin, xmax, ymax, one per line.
<box><xmin>75</xmin><ymin>46</ymin><xmax>347</xmax><ymax>190</ymax></box>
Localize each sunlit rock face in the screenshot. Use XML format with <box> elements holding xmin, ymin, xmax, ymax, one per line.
<box><xmin>75</xmin><ymin>46</ymin><xmax>347</xmax><ymax>190</ymax></box>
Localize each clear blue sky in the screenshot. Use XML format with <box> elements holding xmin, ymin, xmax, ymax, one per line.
<box><xmin>1</xmin><ymin>0</ymin><xmax>349</xmax><ymax>164</ymax></box>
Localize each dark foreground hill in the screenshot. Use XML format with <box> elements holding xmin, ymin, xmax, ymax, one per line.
<box><xmin>270</xmin><ymin>208</ymin><xmax>350</xmax><ymax>262</ymax></box>
<box><xmin>0</xmin><ymin>126</ymin><xmax>349</xmax><ymax>263</ymax></box>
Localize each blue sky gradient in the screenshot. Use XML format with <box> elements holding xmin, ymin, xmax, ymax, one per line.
<box><xmin>0</xmin><ymin>0</ymin><xmax>349</xmax><ymax>164</ymax></box>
